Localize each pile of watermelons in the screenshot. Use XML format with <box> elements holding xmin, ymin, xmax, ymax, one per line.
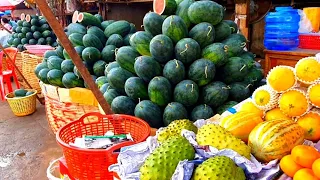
<box><xmin>34</xmin><ymin>12</ymin><xmax>136</xmax><ymax>89</ymax></box>
<box><xmin>98</xmin><ymin>0</ymin><xmax>265</xmax><ymax>128</ymax></box>
<box><xmin>7</xmin><ymin>15</ymin><xmax>57</xmax><ymax>51</ymax></box>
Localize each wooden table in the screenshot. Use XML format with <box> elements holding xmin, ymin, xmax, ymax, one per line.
<box><xmin>264</xmin><ymin>49</ymin><xmax>319</xmax><ymax>76</ymax></box>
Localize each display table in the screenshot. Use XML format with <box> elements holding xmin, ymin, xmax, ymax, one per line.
<box><xmin>264</xmin><ymin>49</ymin><xmax>319</xmax><ymax>76</ymax></box>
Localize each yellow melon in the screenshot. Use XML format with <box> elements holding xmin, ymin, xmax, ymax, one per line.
<box><xmin>267</xmin><ymin>66</ymin><xmax>296</xmax><ymax>92</ymax></box>
<box><xmin>239</xmin><ymin>101</ymin><xmax>264</xmax><ymax>118</ymax></box>
<box><xmin>297</xmin><ymin>111</ymin><xmax>320</xmax><ymax>142</ymax></box>
<box><xmin>295</xmin><ymin>57</ymin><xmax>320</xmax><ymax>84</ymax></box>
<box><xmin>252</xmin><ymin>85</ymin><xmax>279</xmax><ymax>111</ymax></box>
<box><xmin>220</xmin><ymin>111</ymin><xmax>263</xmax><ymax>142</ymax></box>
<box><xmin>308</xmin><ymin>82</ymin><xmax>320</xmax><ymax>107</ymax></box>
<box><xmin>248</xmin><ymin>119</ymin><xmax>305</xmax><ymax>163</ymax></box>
<box><xmin>279</xmin><ymin>88</ymin><xmax>310</xmax><ymax>118</ymax></box>
<box><xmin>265</xmin><ymin>107</ymin><xmax>292</xmax><ymax>121</ymax></box>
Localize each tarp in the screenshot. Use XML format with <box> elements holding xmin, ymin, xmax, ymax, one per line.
<box><xmin>0</xmin><ymin>0</ymin><xmax>23</xmax><ymax>11</ymax></box>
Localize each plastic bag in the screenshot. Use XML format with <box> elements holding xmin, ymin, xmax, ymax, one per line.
<box><xmin>298</xmin><ymin>9</ymin><xmax>313</xmax><ymax>34</ymax></box>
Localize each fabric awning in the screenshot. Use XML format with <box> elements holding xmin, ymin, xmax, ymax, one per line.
<box><xmin>0</xmin><ymin>0</ymin><xmax>24</xmax><ymax>11</ymax></box>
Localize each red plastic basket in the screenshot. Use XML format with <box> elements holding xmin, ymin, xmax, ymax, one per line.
<box><xmin>299</xmin><ymin>34</ymin><xmax>320</xmax><ymax>50</ymax></box>
<box><xmin>56</xmin><ymin>112</ymin><xmax>151</xmax><ymax>180</ymax></box>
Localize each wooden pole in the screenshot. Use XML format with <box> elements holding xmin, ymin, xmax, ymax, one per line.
<box><xmin>34</xmin><ymin>0</ymin><xmax>113</xmax><ymax>115</ymax></box>
<box><xmin>0</xmin><ymin>44</ymin><xmax>43</xmax><ymax>104</ymax></box>
<box><xmin>235</xmin><ymin>0</ymin><xmax>250</xmax><ymax>41</ymax></box>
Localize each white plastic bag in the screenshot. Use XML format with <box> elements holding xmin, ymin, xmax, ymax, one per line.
<box><xmin>298</xmin><ymin>9</ymin><xmax>313</xmax><ymax>33</ymax></box>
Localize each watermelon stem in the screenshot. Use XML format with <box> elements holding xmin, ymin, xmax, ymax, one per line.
<box><xmin>224</xmin><ymin>45</ymin><xmax>228</xmax><ymax>52</ymax></box>
<box><xmin>114</xmin><ymin>48</ymin><xmax>119</xmax><ymax>57</ymax></box>
<box><xmin>207</xmin><ymin>26</ymin><xmax>213</xmax><ymax>37</ymax></box>
<box><xmin>175</xmin><ymin>60</ymin><xmax>179</xmax><ymax>68</ymax></box>
<box><xmin>138</xmin><ymin>98</ymin><xmax>141</xmax><ymax>104</ymax></box>
<box><xmin>205</xmin><ymin>65</ymin><xmax>208</xmax><ymax>78</ymax></box>
<box><xmin>170</xmin><ymin>16</ymin><xmax>174</xmax><ymax>26</ymax></box>
<box><xmin>241</xmin><ymin>42</ymin><xmax>247</xmax><ymax>48</ymax></box>
<box><xmin>230</xmin><ymin>27</ymin><xmax>235</xmax><ymax>32</ymax></box>
<box><xmin>240</xmin><ymin>65</ymin><xmax>246</xmax><ymax>72</ymax></box>
<box><xmin>141</xmin><ymin>25</ymin><xmax>144</xmax><ymax>28</ymax></box>
<box><xmin>246</xmin><ymin>84</ymin><xmax>253</xmax><ymax>89</ymax></box>
<box><xmin>180</xmin><ymin>44</ymin><xmax>189</xmax><ymax>55</ymax></box>
<box><xmin>222</xmin><ymin>86</ymin><xmax>231</xmax><ymax>90</ymax></box>
<box><xmin>186</xmin><ymin>84</ymin><xmax>194</xmax><ymax>92</ymax></box>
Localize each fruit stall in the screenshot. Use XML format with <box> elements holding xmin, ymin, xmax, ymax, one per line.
<box><xmin>1</xmin><ymin>0</ymin><xmax>320</xmax><ymax>179</ymax></box>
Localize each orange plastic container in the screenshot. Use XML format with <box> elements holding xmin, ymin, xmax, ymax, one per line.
<box><xmin>56</xmin><ymin>112</ymin><xmax>150</xmax><ymax>180</ymax></box>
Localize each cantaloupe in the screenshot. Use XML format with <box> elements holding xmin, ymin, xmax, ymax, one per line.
<box><xmin>248</xmin><ymin>119</ymin><xmax>305</xmax><ymax>163</ymax></box>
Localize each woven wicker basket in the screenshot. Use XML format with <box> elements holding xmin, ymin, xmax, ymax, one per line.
<box><xmin>15</xmin><ymin>52</ymin><xmax>24</xmax><ymax>82</ymax></box>
<box><xmin>40</xmin><ymin>83</ymin><xmax>99</xmax><ymax>133</ymax></box>
<box><xmin>21</xmin><ymin>52</ymin><xmax>43</xmax><ymax>93</ymax></box>
<box><xmin>5</xmin><ymin>89</ymin><xmax>37</xmax><ymax>116</ymax></box>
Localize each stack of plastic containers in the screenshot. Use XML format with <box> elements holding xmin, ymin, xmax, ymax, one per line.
<box><xmin>264</xmin><ymin>7</ymin><xmax>300</xmax><ymax>50</ymax></box>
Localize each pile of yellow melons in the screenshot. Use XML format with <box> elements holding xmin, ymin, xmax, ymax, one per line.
<box><xmin>240</xmin><ymin>56</ymin><xmax>320</xmax><ymax>142</ymax></box>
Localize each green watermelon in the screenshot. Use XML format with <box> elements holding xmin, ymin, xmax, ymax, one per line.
<box><xmin>26</xmin><ymin>32</ymin><xmax>33</xmax><ymax>39</ymax></box>
<box><xmin>73</xmin><ymin>62</ymin><xmax>94</xmax><ymax>78</ymax></box>
<box><xmin>103</xmin><ymin>89</ymin><xmax>120</xmax><ymax>105</ymax></box>
<box><xmin>154</xmin><ymin>0</ymin><xmax>177</xmax><ymax>15</ymax></box>
<box><xmin>18</xmin><ymin>33</ymin><xmax>26</xmax><ymax>39</ymax></box>
<box><xmin>214</xmin><ymin>21</ymin><xmax>232</xmax><ymax>42</ymax></box>
<box><xmin>12</xmin><ymin>38</ymin><xmax>21</xmax><ymax>46</ymax></box>
<box><xmin>37</xmin><ymin>38</ymin><xmax>46</xmax><ymax>45</ymax></box>
<box><xmin>62</xmin><ymin>49</ymin><xmax>70</xmax><ymax>59</ymax></box>
<box><xmin>87</xmin><ymin>26</ymin><xmax>107</xmax><ymax>45</ymax></box>
<box><xmin>134</xmin><ymin>100</ymin><xmax>163</xmax><ymax>128</ymax></box>
<box><xmin>175</xmin><ymin>0</ymin><xmax>194</xmax><ymax>28</ymax></box>
<box><xmin>202</xmin><ymin>43</ymin><xmax>228</xmax><ymax>67</ymax></box>
<box><xmin>224</xmin><ymin>20</ymin><xmax>238</xmax><ymax>34</ymax></box>
<box><xmin>95</xmin><ymin>76</ymin><xmax>109</xmax><ymax>88</ymax></box>
<box><xmin>175</xmin><ymin>38</ymin><xmax>200</xmax><ymax>64</ymax></box>
<box><xmin>100</xmin><ymin>83</ymin><xmax>110</xmax><ymax>94</ymax></box>
<box><xmin>220</xmin><ymin>57</ymin><xmax>250</xmax><ymax>84</ymax></box>
<box><xmin>242</xmin><ymin>67</ymin><xmax>264</xmax><ymax>87</ymax></box>
<box><xmin>129</xmin><ymin>23</ymin><xmax>137</xmax><ymax>33</ymax></box>
<box><xmin>222</xmin><ymin>36</ymin><xmax>246</xmax><ymax>57</ymax></box>
<box><xmin>189</xmin><ymin>23</ymin><xmax>215</xmax><ymax>49</ymax></box>
<box><xmin>163</xmin><ymin>59</ymin><xmax>185</xmax><ymax>85</ymax></box>
<box><xmin>23</xmin><ymin>21</ymin><xmax>31</xmax><ymax>27</ymax></box>
<box><xmin>14</xmin><ymin>89</ymin><xmax>28</xmax><ymax>97</ymax></box>
<box><xmin>148</xmin><ymin>76</ymin><xmax>172</xmax><ymax>106</ymax></box>
<box><xmin>107</xmin><ymin>67</ymin><xmax>134</xmax><ymax>91</ymax></box>
<box><xmin>61</xmin><ymin>59</ymin><xmax>75</xmax><ymax>73</ymax></box>
<box><xmin>77</xmin><ymin>12</ymin><xmax>103</xmax><ymax>28</ymax></box>
<box><xmin>125</xmin><ymin>77</ymin><xmax>148</xmax><ymax>100</ymax></box>
<box><xmin>47</xmin><ymin>57</ymin><xmax>63</xmax><ymax>70</ymax></box>
<box><xmin>216</xmin><ymin>101</ymin><xmax>238</xmax><ymax>115</ymax></box>
<box><xmin>129</xmin><ymin>31</ymin><xmax>153</xmax><ymax>56</ymax></box>
<box><xmin>202</xmin><ymin>81</ymin><xmax>229</xmax><ymax>107</ymax></box>
<box><xmin>94</xmin><ymin>14</ymin><xmax>103</xmax><ymax>22</ymax></box>
<box><xmin>188</xmin><ymin>1</ymin><xmax>224</xmax><ymax>25</ymax></box>
<box><xmin>143</xmin><ymin>12</ymin><xmax>164</xmax><ymax>36</ymax></box>
<box><xmin>162</xmin><ymin>15</ymin><xmax>188</xmax><ymax>44</ymax></box>
<box><xmin>33</xmin><ymin>31</ymin><xmax>42</xmax><ymax>40</ymax></box>
<box><xmin>163</xmin><ymin>102</ymin><xmax>188</xmax><ymax>126</ymax></box>
<box><xmin>93</xmin><ymin>60</ymin><xmax>107</xmax><ymax>77</ymax></box>
<box><xmin>21</xmin><ymin>38</ymin><xmax>28</xmax><ymax>45</ymax></box>
<box><xmin>75</xmin><ymin>46</ymin><xmax>85</xmax><ymax>57</ymax></box>
<box><xmin>105</xmin><ymin>62</ymin><xmax>120</xmax><ymax>76</ymax></box>
<box><xmin>38</xmin><ymin>68</ymin><xmax>50</xmax><ymax>83</ymax></box>
<box><xmin>62</xmin><ymin>72</ymin><xmax>84</xmax><ymax>88</ymax></box>
<box><xmin>111</xmin><ymin>96</ymin><xmax>136</xmax><ymax>115</ymax></box>
<box><xmin>174</xmin><ymin>80</ymin><xmax>199</xmax><ymax>106</ymax></box>
<box><xmin>190</xmin><ymin>104</ymin><xmax>214</xmax><ymax>121</ymax></box>
<box><xmin>150</xmin><ymin>35</ymin><xmax>174</xmax><ymax>63</ymax></box>
<box><xmin>47</xmin><ymin>69</ymin><xmax>64</xmax><ymax>87</ymax></box>
<box><xmin>106</xmin><ymin>34</ymin><xmax>123</xmax><ymax>48</ymax></box>
<box><xmin>82</xmin><ymin>47</ymin><xmax>101</xmax><ymax>64</ymax></box>
<box><xmin>55</xmin><ymin>46</ymin><xmax>64</xmax><ymax>58</ymax></box>
<box><xmin>134</xmin><ymin>56</ymin><xmax>162</xmax><ymax>82</ymax></box>
<box><xmin>34</xmin><ymin>62</ymin><xmax>48</xmax><ymax>78</ymax></box>
<box><xmin>101</xmin><ymin>45</ymin><xmax>116</xmax><ymax>63</ymax></box>
<box><xmin>83</xmin><ymin>34</ymin><xmax>104</xmax><ymax>51</ymax></box>
<box><xmin>104</xmin><ymin>20</ymin><xmax>131</xmax><ymax>38</ymax></box>
<box><xmin>116</xmin><ymin>46</ymin><xmax>140</xmax><ymax>73</ymax></box>
<box><xmin>228</xmin><ymin>33</ymin><xmax>247</xmax><ymax>42</ymax></box>
<box><xmin>240</xmin><ymin>53</ymin><xmax>255</xmax><ymax>69</ymax></box>
<box><xmin>44</xmin><ymin>50</ymin><xmax>58</xmax><ymax>60</ymax></box>
<box><xmin>188</xmin><ymin>59</ymin><xmax>216</xmax><ymax>86</ymax></box>
<box><xmin>229</xmin><ymin>82</ymin><xmax>250</xmax><ymax>102</ymax></box>
<box><xmin>123</xmin><ymin>33</ymin><xmax>133</xmax><ymax>46</ymax></box>
<box><xmin>68</xmin><ymin>33</ymin><xmax>84</xmax><ymax>46</ymax></box>
<box><xmin>101</xmin><ymin>20</ymin><xmax>115</xmax><ymax>30</ymax></box>
<box><xmin>66</xmin><ymin>23</ymin><xmax>87</xmax><ymax>35</ymax></box>
<box><xmin>42</xmin><ymin>30</ymin><xmax>52</xmax><ymax>38</ymax></box>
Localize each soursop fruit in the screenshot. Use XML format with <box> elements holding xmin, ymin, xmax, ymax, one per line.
<box><xmin>196</xmin><ymin>124</ymin><xmax>251</xmax><ymax>159</ymax></box>
<box><xmin>193</xmin><ymin>156</ymin><xmax>246</xmax><ymax>180</ymax></box>
<box><xmin>140</xmin><ymin>136</ymin><xmax>195</xmax><ymax>180</ymax></box>
<box><xmin>157</xmin><ymin>119</ymin><xmax>198</xmax><ymax>142</ymax></box>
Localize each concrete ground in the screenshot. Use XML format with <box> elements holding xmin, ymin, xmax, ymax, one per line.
<box><xmin>0</xmin><ymin>100</ymin><xmax>62</xmax><ymax>180</ymax></box>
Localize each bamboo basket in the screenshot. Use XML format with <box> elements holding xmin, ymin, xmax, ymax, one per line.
<box><xmin>15</xmin><ymin>52</ymin><xmax>23</xmax><ymax>81</ymax></box>
<box><xmin>5</xmin><ymin>89</ymin><xmax>37</xmax><ymax>116</ymax></box>
<box><xmin>21</xmin><ymin>52</ymin><xmax>43</xmax><ymax>93</ymax></box>
<box><xmin>40</xmin><ymin>83</ymin><xmax>99</xmax><ymax>133</ymax></box>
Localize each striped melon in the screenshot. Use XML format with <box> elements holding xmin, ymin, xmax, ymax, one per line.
<box><xmin>220</xmin><ymin>111</ymin><xmax>263</xmax><ymax>142</ymax></box>
<box><xmin>248</xmin><ymin>119</ymin><xmax>305</xmax><ymax>163</ymax></box>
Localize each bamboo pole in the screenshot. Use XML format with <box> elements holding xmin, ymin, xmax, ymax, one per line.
<box><xmin>34</xmin><ymin>0</ymin><xmax>113</xmax><ymax>115</ymax></box>
<box><xmin>0</xmin><ymin>44</ymin><xmax>43</xmax><ymax>104</ymax></box>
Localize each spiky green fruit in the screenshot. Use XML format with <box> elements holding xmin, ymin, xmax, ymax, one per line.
<box><xmin>157</xmin><ymin>119</ymin><xmax>197</xmax><ymax>142</ymax></box>
<box><xmin>196</xmin><ymin>124</ymin><xmax>251</xmax><ymax>159</ymax></box>
<box><xmin>140</xmin><ymin>136</ymin><xmax>195</xmax><ymax>180</ymax></box>
<box><xmin>193</xmin><ymin>156</ymin><xmax>246</xmax><ymax>180</ymax></box>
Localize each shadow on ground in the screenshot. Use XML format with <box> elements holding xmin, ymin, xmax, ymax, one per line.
<box><xmin>0</xmin><ymin>101</ymin><xmax>62</xmax><ymax>180</ymax></box>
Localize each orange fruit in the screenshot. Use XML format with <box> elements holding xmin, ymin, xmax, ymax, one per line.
<box><xmin>294</xmin><ymin>168</ymin><xmax>319</xmax><ymax>180</ymax></box>
<box><xmin>313</xmin><ymin>158</ymin><xmax>320</xmax><ymax>179</ymax></box>
<box><xmin>265</xmin><ymin>107</ymin><xmax>292</xmax><ymax>121</ymax></box>
<box><xmin>292</xmin><ymin>145</ymin><xmax>320</xmax><ymax>168</ymax></box>
<box><xmin>297</xmin><ymin>112</ymin><xmax>320</xmax><ymax>141</ymax></box>
<box><xmin>280</xmin><ymin>155</ymin><xmax>303</xmax><ymax>177</ymax></box>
